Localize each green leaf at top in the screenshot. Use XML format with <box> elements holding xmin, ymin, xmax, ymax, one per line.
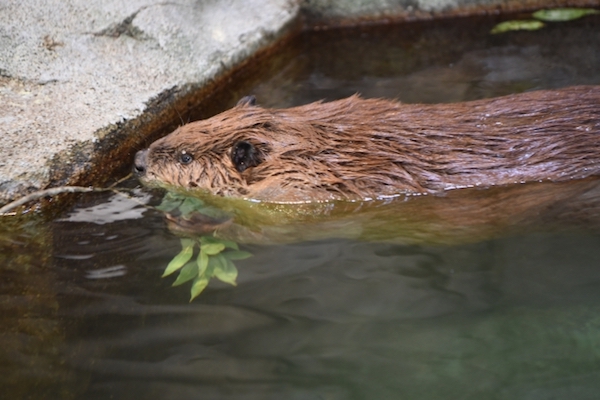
<box><xmin>490</xmin><ymin>20</ymin><xmax>545</xmax><ymax>34</ymax></box>
<box><xmin>201</xmin><ymin>243</ymin><xmax>226</xmax><ymax>256</ymax></box>
<box><xmin>200</xmin><ymin>236</ymin><xmax>239</xmax><ymax>250</ymax></box>
<box><xmin>199</xmin><ymin>236</ymin><xmax>223</xmax><ymax>245</ymax></box>
<box><xmin>162</xmin><ymin>238</ymin><xmax>195</xmax><ymax>277</ymax></box>
<box><xmin>533</xmin><ymin>8</ymin><xmax>599</xmax><ymax>22</ymax></box>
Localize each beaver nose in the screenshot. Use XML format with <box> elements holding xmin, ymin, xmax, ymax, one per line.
<box><xmin>134</xmin><ymin>149</ymin><xmax>148</xmax><ymax>175</ymax></box>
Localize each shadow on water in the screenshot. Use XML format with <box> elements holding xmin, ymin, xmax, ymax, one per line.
<box><xmin>2</xmin><ymin>12</ymin><xmax>600</xmax><ymax>400</ymax></box>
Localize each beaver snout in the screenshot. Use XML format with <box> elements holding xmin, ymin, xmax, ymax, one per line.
<box><xmin>133</xmin><ymin>149</ymin><xmax>148</xmax><ymax>176</ymax></box>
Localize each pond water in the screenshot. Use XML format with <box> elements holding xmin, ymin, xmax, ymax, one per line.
<box><xmin>3</xmin><ymin>13</ymin><xmax>600</xmax><ymax>399</ymax></box>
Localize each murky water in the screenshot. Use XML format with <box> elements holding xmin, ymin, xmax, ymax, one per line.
<box><xmin>3</xmin><ymin>14</ymin><xmax>600</xmax><ymax>399</ymax></box>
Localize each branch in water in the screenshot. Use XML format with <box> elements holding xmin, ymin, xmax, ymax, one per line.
<box><xmin>0</xmin><ymin>174</ymin><xmax>138</xmax><ymax>215</ymax></box>
<box><xmin>0</xmin><ymin>186</ymin><xmax>104</xmax><ymax>215</ymax></box>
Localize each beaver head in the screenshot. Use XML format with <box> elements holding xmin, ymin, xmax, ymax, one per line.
<box><xmin>134</xmin><ymin>95</ymin><xmax>423</xmax><ymax>202</ymax></box>
<box><xmin>135</xmin><ymin>87</ymin><xmax>600</xmax><ymax>203</ymax></box>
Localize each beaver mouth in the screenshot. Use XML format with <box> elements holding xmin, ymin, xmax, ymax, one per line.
<box><xmin>133</xmin><ymin>149</ymin><xmax>171</xmax><ymax>188</ymax></box>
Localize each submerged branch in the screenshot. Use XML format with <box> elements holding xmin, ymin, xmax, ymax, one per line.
<box><xmin>0</xmin><ymin>186</ymin><xmax>102</xmax><ymax>215</ymax></box>
<box><xmin>0</xmin><ymin>174</ymin><xmax>139</xmax><ymax>215</ymax></box>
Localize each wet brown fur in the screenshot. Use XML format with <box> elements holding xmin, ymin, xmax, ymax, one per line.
<box><xmin>136</xmin><ymin>86</ymin><xmax>600</xmax><ymax>203</ymax></box>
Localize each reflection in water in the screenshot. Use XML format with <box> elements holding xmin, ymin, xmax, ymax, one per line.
<box><xmin>0</xmin><ymin>215</ymin><xmax>82</xmax><ymax>399</ymax></box>
<box><xmin>184</xmin><ymin>178</ymin><xmax>600</xmax><ymax>245</ymax></box>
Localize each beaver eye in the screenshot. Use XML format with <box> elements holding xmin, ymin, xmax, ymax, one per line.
<box><xmin>179</xmin><ymin>151</ymin><xmax>193</xmax><ymax>165</ymax></box>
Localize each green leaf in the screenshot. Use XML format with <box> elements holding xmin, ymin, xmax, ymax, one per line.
<box><xmin>220</xmin><ymin>239</ymin><xmax>239</xmax><ymax>250</ymax></box>
<box><xmin>171</xmin><ymin>261</ymin><xmax>199</xmax><ymax>286</ymax></box>
<box><xmin>197</xmin><ymin>249</ymin><xmax>209</xmax><ymax>276</ymax></box>
<box><xmin>162</xmin><ymin>238</ymin><xmax>195</xmax><ymax>277</ymax></box>
<box><xmin>533</xmin><ymin>8</ymin><xmax>599</xmax><ymax>21</ymax></box>
<box><xmin>202</xmin><ymin>243</ymin><xmax>226</xmax><ymax>256</ymax></box>
<box><xmin>205</xmin><ymin>255</ymin><xmax>216</xmax><ymax>277</ymax></box>
<box><xmin>212</xmin><ymin>254</ymin><xmax>238</xmax><ymax>286</ymax></box>
<box><xmin>223</xmin><ymin>250</ymin><xmax>252</xmax><ymax>260</ymax></box>
<box><xmin>155</xmin><ymin>193</ymin><xmax>183</xmax><ymax>212</ymax></box>
<box><xmin>206</xmin><ymin>253</ymin><xmax>221</xmax><ymax>274</ymax></box>
<box><xmin>200</xmin><ymin>236</ymin><xmax>239</xmax><ymax>251</ymax></box>
<box><xmin>179</xmin><ymin>197</ymin><xmax>206</xmax><ymax>217</ymax></box>
<box><xmin>490</xmin><ymin>20</ymin><xmax>545</xmax><ymax>34</ymax></box>
<box><xmin>190</xmin><ymin>275</ymin><xmax>209</xmax><ymax>301</ymax></box>
<box><xmin>199</xmin><ymin>236</ymin><xmax>221</xmax><ymax>245</ymax></box>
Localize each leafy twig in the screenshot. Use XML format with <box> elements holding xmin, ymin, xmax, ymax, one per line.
<box><xmin>163</xmin><ymin>235</ymin><xmax>251</xmax><ymax>301</ymax></box>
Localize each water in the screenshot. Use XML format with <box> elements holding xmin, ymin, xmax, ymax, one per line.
<box><xmin>3</xmin><ymin>14</ymin><xmax>600</xmax><ymax>399</ymax></box>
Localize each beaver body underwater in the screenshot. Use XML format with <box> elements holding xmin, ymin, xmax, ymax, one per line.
<box><xmin>134</xmin><ymin>86</ymin><xmax>600</xmax><ymax>203</ymax></box>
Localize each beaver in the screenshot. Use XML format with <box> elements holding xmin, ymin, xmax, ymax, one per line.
<box><xmin>134</xmin><ymin>86</ymin><xmax>600</xmax><ymax>203</ymax></box>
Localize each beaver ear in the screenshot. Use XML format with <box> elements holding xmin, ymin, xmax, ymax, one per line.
<box><xmin>236</xmin><ymin>95</ymin><xmax>257</xmax><ymax>107</ymax></box>
<box><xmin>231</xmin><ymin>141</ymin><xmax>261</xmax><ymax>173</ymax></box>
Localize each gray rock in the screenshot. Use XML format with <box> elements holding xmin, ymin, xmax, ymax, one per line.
<box><xmin>0</xmin><ymin>0</ymin><xmax>299</xmax><ymax>205</ymax></box>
